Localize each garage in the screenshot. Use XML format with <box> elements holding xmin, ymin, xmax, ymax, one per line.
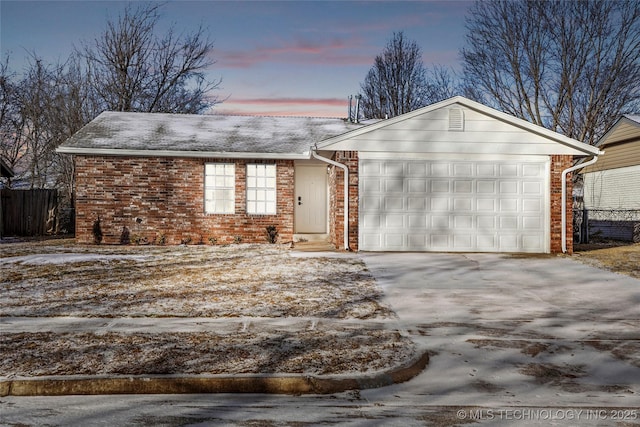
<box><xmin>359</xmin><ymin>156</ymin><xmax>548</xmax><ymax>252</ymax></box>
<box><xmin>316</xmin><ymin>96</ymin><xmax>602</xmax><ymax>254</ymax></box>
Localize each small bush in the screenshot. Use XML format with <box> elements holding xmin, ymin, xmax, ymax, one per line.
<box><xmin>208</xmin><ymin>237</ymin><xmax>218</xmax><ymax>245</ymax></box>
<box><xmin>132</xmin><ymin>234</ymin><xmax>148</xmax><ymax>245</ymax></box>
<box><xmin>181</xmin><ymin>236</ymin><xmax>192</xmax><ymax>245</ymax></box>
<box><xmin>265</xmin><ymin>225</ymin><xmax>278</xmax><ymax>244</ymax></box>
<box><xmin>92</xmin><ymin>217</ymin><xmax>103</xmax><ymax>245</ymax></box>
<box><xmin>120</xmin><ymin>226</ymin><xmax>130</xmax><ymax>245</ymax></box>
<box><xmin>233</xmin><ymin>235</ymin><xmax>243</xmax><ymax>244</ymax></box>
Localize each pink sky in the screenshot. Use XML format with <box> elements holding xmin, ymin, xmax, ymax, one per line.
<box><xmin>1</xmin><ymin>0</ymin><xmax>472</xmax><ymax>117</ymax></box>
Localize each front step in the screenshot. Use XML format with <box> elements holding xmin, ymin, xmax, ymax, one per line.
<box><xmin>293</xmin><ymin>233</ymin><xmax>329</xmax><ymax>243</ymax></box>
<box><xmin>292</xmin><ymin>234</ymin><xmax>335</xmax><ymax>252</ymax></box>
<box><xmin>292</xmin><ymin>240</ymin><xmax>336</xmax><ymax>252</ymax></box>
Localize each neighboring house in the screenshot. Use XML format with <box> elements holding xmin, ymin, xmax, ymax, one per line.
<box><xmin>581</xmin><ymin>114</ymin><xmax>640</xmax><ymax>241</ymax></box>
<box><xmin>0</xmin><ymin>158</ymin><xmax>13</xmax><ymax>181</ymax></box>
<box><xmin>57</xmin><ymin>96</ymin><xmax>600</xmax><ymax>254</ymax></box>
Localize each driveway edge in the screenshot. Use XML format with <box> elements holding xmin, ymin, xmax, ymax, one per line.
<box><xmin>0</xmin><ymin>351</ymin><xmax>429</xmax><ymax>396</ymax></box>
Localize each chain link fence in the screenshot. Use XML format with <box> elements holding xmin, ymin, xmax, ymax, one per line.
<box><xmin>574</xmin><ymin>208</ymin><xmax>640</xmax><ymax>243</ymax></box>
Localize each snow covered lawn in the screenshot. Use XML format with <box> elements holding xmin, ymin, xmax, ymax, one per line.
<box><xmin>0</xmin><ymin>240</ymin><xmax>415</xmax><ymax>376</ymax></box>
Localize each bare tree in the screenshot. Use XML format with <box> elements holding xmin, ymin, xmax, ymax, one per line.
<box><xmin>46</xmin><ymin>54</ymin><xmax>102</xmax><ymax>201</ymax></box>
<box><xmin>424</xmin><ymin>65</ymin><xmax>458</xmax><ymax>106</ymax></box>
<box><xmin>1</xmin><ymin>54</ymin><xmax>94</xmax><ymax>193</ymax></box>
<box><xmin>462</xmin><ymin>0</ymin><xmax>640</xmax><ymax>145</ymax></box>
<box><xmin>80</xmin><ymin>2</ymin><xmax>220</xmax><ymax>113</ymax></box>
<box><xmin>0</xmin><ymin>55</ymin><xmax>27</xmax><ymax>188</ymax></box>
<box><xmin>360</xmin><ymin>32</ymin><xmax>430</xmax><ymax>119</ymax></box>
<box><xmin>17</xmin><ymin>58</ymin><xmax>59</xmax><ymax>189</ymax></box>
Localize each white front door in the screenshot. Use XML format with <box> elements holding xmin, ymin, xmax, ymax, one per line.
<box><xmin>295</xmin><ymin>165</ymin><xmax>327</xmax><ymax>233</ymax></box>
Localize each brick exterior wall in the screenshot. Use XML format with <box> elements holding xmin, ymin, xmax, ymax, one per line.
<box><xmin>74</xmin><ymin>155</ymin><xmax>294</xmax><ymax>245</ymax></box>
<box><xmin>550</xmin><ymin>155</ymin><xmax>574</xmax><ymax>254</ymax></box>
<box><xmin>76</xmin><ymin>152</ymin><xmax>574</xmax><ymax>253</ymax></box>
<box><xmin>327</xmin><ymin>151</ymin><xmax>359</xmax><ymax>251</ymax></box>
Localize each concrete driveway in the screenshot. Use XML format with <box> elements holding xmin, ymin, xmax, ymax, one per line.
<box><xmin>360</xmin><ymin>252</ymin><xmax>640</xmax><ymax>409</ymax></box>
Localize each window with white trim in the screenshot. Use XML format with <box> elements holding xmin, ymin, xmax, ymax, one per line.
<box><xmin>246</xmin><ymin>164</ymin><xmax>276</xmax><ymax>215</ymax></box>
<box><xmin>204</xmin><ymin>163</ymin><xmax>235</xmax><ymax>214</ymax></box>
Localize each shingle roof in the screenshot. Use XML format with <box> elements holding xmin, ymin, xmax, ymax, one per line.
<box><xmin>624</xmin><ymin>114</ymin><xmax>640</xmax><ymax>124</ymax></box>
<box><xmin>0</xmin><ymin>158</ymin><xmax>13</xmax><ymax>177</ymax></box>
<box><xmin>58</xmin><ymin>111</ymin><xmax>369</xmax><ymax>159</ymax></box>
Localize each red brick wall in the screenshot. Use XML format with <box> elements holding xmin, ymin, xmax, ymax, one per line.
<box><xmin>327</xmin><ymin>151</ymin><xmax>359</xmax><ymax>251</ymax></box>
<box><xmin>550</xmin><ymin>155</ymin><xmax>574</xmax><ymax>254</ymax></box>
<box><xmin>84</xmin><ymin>150</ymin><xmax>574</xmax><ymax>253</ymax></box>
<box><xmin>74</xmin><ymin>156</ymin><xmax>294</xmax><ymax>245</ymax></box>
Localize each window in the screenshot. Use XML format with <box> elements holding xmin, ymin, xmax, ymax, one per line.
<box><xmin>204</xmin><ymin>163</ymin><xmax>235</xmax><ymax>214</ymax></box>
<box><xmin>246</xmin><ymin>164</ymin><xmax>276</xmax><ymax>214</ymax></box>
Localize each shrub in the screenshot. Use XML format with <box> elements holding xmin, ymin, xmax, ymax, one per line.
<box><xmin>265</xmin><ymin>225</ymin><xmax>278</xmax><ymax>244</ymax></box>
<box><xmin>92</xmin><ymin>217</ymin><xmax>103</xmax><ymax>245</ymax></box>
<box><xmin>119</xmin><ymin>226</ymin><xmax>130</xmax><ymax>245</ymax></box>
<box><xmin>132</xmin><ymin>234</ymin><xmax>148</xmax><ymax>245</ymax></box>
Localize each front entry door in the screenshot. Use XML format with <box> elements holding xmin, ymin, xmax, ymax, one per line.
<box><xmin>295</xmin><ymin>165</ymin><xmax>327</xmax><ymax>233</ymax></box>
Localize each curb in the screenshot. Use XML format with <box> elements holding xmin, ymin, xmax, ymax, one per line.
<box><xmin>0</xmin><ymin>351</ymin><xmax>429</xmax><ymax>396</ymax></box>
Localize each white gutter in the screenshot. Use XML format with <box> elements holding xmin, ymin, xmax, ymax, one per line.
<box><xmin>311</xmin><ymin>148</ymin><xmax>350</xmax><ymax>251</ymax></box>
<box><xmin>561</xmin><ymin>156</ymin><xmax>598</xmax><ymax>253</ymax></box>
<box><xmin>55</xmin><ymin>146</ymin><xmax>310</xmax><ymax>160</ymax></box>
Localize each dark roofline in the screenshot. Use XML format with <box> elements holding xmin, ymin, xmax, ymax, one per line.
<box><xmin>0</xmin><ymin>158</ymin><xmax>14</xmax><ymax>177</ymax></box>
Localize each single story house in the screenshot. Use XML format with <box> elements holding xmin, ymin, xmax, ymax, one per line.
<box><xmin>581</xmin><ymin>114</ymin><xmax>640</xmax><ymax>241</ymax></box>
<box><xmin>57</xmin><ymin>96</ymin><xmax>600</xmax><ymax>253</ymax></box>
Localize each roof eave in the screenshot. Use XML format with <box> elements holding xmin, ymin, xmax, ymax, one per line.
<box><xmin>595</xmin><ymin>115</ymin><xmax>640</xmax><ymax>148</ymax></box>
<box><xmin>55</xmin><ymin>146</ymin><xmax>311</xmax><ymax>160</ymax></box>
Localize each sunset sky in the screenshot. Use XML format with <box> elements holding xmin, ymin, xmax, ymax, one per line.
<box><xmin>1</xmin><ymin>0</ymin><xmax>473</xmax><ymax>117</ymax></box>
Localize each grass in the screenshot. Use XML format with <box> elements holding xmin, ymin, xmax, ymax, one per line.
<box><xmin>574</xmin><ymin>242</ymin><xmax>640</xmax><ymax>279</ymax></box>
<box><xmin>0</xmin><ymin>240</ymin><xmax>416</xmax><ymax>376</ymax></box>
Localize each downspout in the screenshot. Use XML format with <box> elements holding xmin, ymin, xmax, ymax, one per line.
<box><xmin>311</xmin><ymin>148</ymin><xmax>350</xmax><ymax>251</ymax></box>
<box><xmin>561</xmin><ymin>156</ymin><xmax>598</xmax><ymax>253</ymax></box>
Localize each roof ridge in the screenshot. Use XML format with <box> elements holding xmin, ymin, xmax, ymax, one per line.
<box><xmin>210</xmin><ymin>113</ymin><xmax>347</xmax><ymax>120</ymax></box>
<box><xmin>102</xmin><ymin>110</ymin><xmax>348</xmax><ymax>120</ymax></box>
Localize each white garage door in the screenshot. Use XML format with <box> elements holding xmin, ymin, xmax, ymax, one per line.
<box><xmin>359</xmin><ymin>157</ymin><xmax>549</xmax><ymax>253</ymax></box>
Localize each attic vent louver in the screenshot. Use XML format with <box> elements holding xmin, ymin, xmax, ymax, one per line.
<box><xmin>449</xmin><ymin>108</ymin><xmax>464</xmax><ymax>131</ymax></box>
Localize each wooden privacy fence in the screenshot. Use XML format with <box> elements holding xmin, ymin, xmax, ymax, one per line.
<box><xmin>0</xmin><ymin>189</ymin><xmax>58</xmax><ymax>236</ymax></box>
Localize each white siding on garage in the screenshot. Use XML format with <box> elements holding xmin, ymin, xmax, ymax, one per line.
<box><xmin>359</xmin><ymin>155</ymin><xmax>549</xmax><ymax>253</ymax></box>
<box><xmin>323</xmin><ymin>107</ymin><xmax>583</xmax><ymax>155</ymax></box>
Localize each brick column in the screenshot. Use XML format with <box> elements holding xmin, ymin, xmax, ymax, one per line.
<box><xmin>328</xmin><ymin>151</ymin><xmax>359</xmax><ymax>251</ymax></box>
<box><xmin>550</xmin><ymin>155</ymin><xmax>574</xmax><ymax>254</ymax></box>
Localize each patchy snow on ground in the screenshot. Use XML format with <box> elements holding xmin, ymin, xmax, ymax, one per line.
<box><xmin>0</xmin><ymin>241</ymin><xmax>416</xmax><ymax>376</ymax></box>
<box><xmin>0</xmin><ymin>253</ymin><xmax>150</xmax><ymax>265</ymax></box>
<box><xmin>1</xmin><ymin>243</ymin><xmax>394</xmax><ymax>319</ymax></box>
<box><xmin>1</xmin><ymin>328</ymin><xmax>415</xmax><ymax>377</ymax></box>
